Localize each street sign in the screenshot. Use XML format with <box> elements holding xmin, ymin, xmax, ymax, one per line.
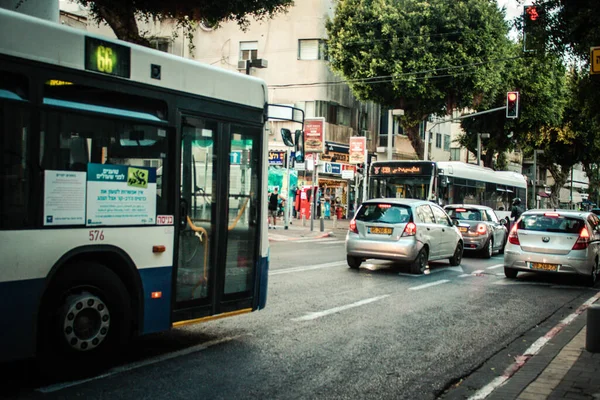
<box><xmin>230</xmin><ymin>151</ymin><xmax>242</xmax><ymax>164</ymax></box>
<box><xmin>591</xmin><ymin>47</ymin><xmax>600</xmax><ymax>75</ymax></box>
<box><xmin>342</xmin><ymin>170</ymin><xmax>355</xmax><ymax>180</ymax></box>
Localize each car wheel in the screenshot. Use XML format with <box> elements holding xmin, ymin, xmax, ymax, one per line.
<box><xmin>347</xmin><ymin>255</ymin><xmax>361</xmax><ymax>269</ymax></box>
<box><xmin>411</xmin><ymin>248</ymin><xmax>428</xmax><ymax>274</ymax></box>
<box><xmin>504</xmin><ymin>267</ymin><xmax>518</xmax><ymax>279</ymax></box>
<box><xmin>587</xmin><ymin>259</ymin><xmax>599</xmax><ymax>287</ymax></box>
<box><xmin>482</xmin><ymin>238</ymin><xmax>493</xmax><ymax>259</ymax></box>
<box><xmin>449</xmin><ymin>242</ymin><xmax>463</xmax><ymax>266</ymax></box>
<box><xmin>499</xmin><ymin>234</ymin><xmax>507</xmax><ymax>255</ymax></box>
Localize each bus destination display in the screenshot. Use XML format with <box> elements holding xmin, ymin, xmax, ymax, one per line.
<box><xmin>85</xmin><ymin>37</ymin><xmax>131</xmax><ymax>78</ymax></box>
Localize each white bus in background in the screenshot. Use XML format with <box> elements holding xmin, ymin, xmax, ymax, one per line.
<box><xmin>0</xmin><ymin>7</ymin><xmax>272</xmax><ymax>375</ymax></box>
<box><xmin>368</xmin><ymin>161</ymin><xmax>527</xmax><ymax>217</ymax></box>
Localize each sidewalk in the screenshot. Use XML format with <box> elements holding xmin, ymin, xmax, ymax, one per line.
<box><xmin>480</xmin><ymin>298</ymin><xmax>600</xmax><ymax>400</ymax></box>
<box><xmin>268</xmin><ymin>216</ymin><xmax>349</xmax><ymax>241</ymax></box>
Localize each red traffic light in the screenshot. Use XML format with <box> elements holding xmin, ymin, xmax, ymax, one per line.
<box><xmin>525</xmin><ymin>6</ymin><xmax>539</xmax><ymax>21</ymax></box>
<box><xmin>506</xmin><ymin>91</ymin><xmax>519</xmax><ymax>119</ymax></box>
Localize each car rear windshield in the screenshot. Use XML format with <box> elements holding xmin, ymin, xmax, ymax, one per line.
<box><xmin>446</xmin><ymin>208</ymin><xmax>482</xmax><ymax>221</ymax></box>
<box><xmin>517</xmin><ymin>214</ymin><xmax>585</xmax><ymax>233</ymax></box>
<box><xmin>356</xmin><ymin>203</ymin><xmax>412</xmax><ymax>224</ymax></box>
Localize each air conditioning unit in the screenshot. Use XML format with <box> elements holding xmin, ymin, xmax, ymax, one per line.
<box><xmin>237</xmin><ymin>60</ymin><xmax>247</xmax><ymax>70</ymax></box>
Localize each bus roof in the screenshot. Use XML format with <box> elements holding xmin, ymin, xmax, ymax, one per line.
<box><xmin>436</xmin><ymin>161</ymin><xmax>527</xmax><ymax>188</ymax></box>
<box><xmin>0</xmin><ymin>8</ymin><xmax>267</xmax><ymax>110</ymax></box>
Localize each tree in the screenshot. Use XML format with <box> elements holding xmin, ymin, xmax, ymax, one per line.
<box><xmin>326</xmin><ymin>0</ymin><xmax>511</xmax><ymax>159</ymax></box>
<box><xmin>457</xmin><ymin>44</ymin><xmax>568</xmax><ymax>170</ymax></box>
<box><xmin>74</xmin><ymin>0</ymin><xmax>293</xmax><ymax>46</ymax></box>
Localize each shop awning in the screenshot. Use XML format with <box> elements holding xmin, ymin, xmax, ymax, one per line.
<box><xmin>537</xmin><ymin>191</ymin><xmax>550</xmax><ymax>198</ymax></box>
<box><xmin>559</xmin><ymin>188</ymin><xmax>582</xmax><ymax>203</ymax></box>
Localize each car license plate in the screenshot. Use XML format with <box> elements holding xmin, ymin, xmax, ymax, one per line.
<box><xmin>369</xmin><ymin>227</ymin><xmax>392</xmax><ymax>235</ymax></box>
<box><xmin>530</xmin><ymin>262</ymin><xmax>559</xmax><ymax>272</ymax></box>
<box><xmin>459</xmin><ymin>227</ymin><xmax>468</xmax><ymax>233</ymax></box>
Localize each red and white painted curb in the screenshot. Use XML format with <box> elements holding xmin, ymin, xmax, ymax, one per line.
<box><xmin>468</xmin><ymin>291</ymin><xmax>600</xmax><ymax>400</ymax></box>
<box><xmin>268</xmin><ymin>231</ymin><xmax>334</xmax><ymax>242</ymax></box>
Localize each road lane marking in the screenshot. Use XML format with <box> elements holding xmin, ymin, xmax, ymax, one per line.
<box><xmin>36</xmin><ymin>335</ymin><xmax>242</xmax><ymax>393</ymax></box>
<box><xmin>292</xmin><ymin>295</ymin><xmax>390</xmax><ymax>321</ymax></box>
<box><xmin>472</xmin><ymin>270</ymin><xmax>484</xmax><ymax>275</ymax></box>
<box><xmin>270</xmin><ymin>261</ymin><xmax>346</xmax><ymax>275</ymax></box>
<box><xmin>316</xmin><ymin>240</ymin><xmax>346</xmax><ymax>245</ymax></box>
<box><xmin>468</xmin><ymin>291</ymin><xmax>600</xmax><ymax>400</ymax></box>
<box><xmin>408</xmin><ymin>280</ymin><xmax>450</xmax><ymax>291</ymax></box>
<box><xmin>458</xmin><ymin>274</ymin><xmax>472</xmax><ymax>278</ymax></box>
<box><xmin>486</xmin><ymin>264</ymin><xmax>504</xmax><ymax>270</ymax></box>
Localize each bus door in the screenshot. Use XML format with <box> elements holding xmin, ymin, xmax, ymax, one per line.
<box><xmin>176</xmin><ymin>116</ymin><xmax>218</xmax><ymax>310</ymax></box>
<box><xmin>175</xmin><ymin>115</ymin><xmax>261</xmax><ymax>317</ymax></box>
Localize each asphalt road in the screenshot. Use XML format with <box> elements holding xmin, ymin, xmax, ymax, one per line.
<box><xmin>3</xmin><ymin>237</ymin><xmax>598</xmax><ymax>399</ymax></box>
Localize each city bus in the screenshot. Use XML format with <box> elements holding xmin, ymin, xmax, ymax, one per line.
<box><xmin>0</xmin><ymin>8</ymin><xmax>272</xmax><ymax>371</ymax></box>
<box><xmin>368</xmin><ymin>161</ymin><xmax>527</xmax><ymax>214</ymax></box>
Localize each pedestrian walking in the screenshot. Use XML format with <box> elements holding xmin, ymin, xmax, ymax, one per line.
<box><xmin>268</xmin><ymin>187</ymin><xmax>285</xmax><ymax>229</ymax></box>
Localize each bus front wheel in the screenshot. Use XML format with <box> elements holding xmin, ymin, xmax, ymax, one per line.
<box><xmin>38</xmin><ymin>262</ymin><xmax>132</xmax><ymax>377</ymax></box>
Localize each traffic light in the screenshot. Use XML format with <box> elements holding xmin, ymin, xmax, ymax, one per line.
<box><xmin>356</xmin><ymin>163</ymin><xmax>364</xmax><ymax>175</ymax></box>
<box><xmin>506</xmin><ymin>91</ymin><xmax>519</xmax><ymax>119</ymax></box>
<box><xmin>523</xmin><ymin>5</ymin><xmax>544</xmax><ymax>52</ymax></box>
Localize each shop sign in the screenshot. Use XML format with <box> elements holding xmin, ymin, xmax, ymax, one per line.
<box><xmin>305</xmin><ymin>118</ymin><xmax>325</xmax><ymax>153</ymax></box>
<box><xmin>268</xmin><ymin>151</ymin><xmax>286</xmax><ymax>165</ymax></box>
<box><xmin>349</xmin><ymin>137</ymin><xmax>367</xmax><ymax>164</ymax></box>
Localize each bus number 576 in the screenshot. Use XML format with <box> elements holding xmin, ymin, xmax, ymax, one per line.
<box><xmin>89</xmin><ymin>230</ymin><xmax>105</xmax><ymax>241</ymax></box>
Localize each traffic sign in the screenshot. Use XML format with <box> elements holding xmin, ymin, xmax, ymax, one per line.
<box><xmin>591</xmin><ymin>47</ymin><xmax>600</xmax><ymax>75</ymax></box>
<box><xmin>230</xmin><ymin>151</ymin><xmax>242</xmax><ymax>164</ymax></box>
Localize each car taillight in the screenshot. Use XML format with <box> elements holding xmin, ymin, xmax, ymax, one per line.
<box><xmin>402</xmin><ymin>222</ymin><xmax>417</xmax><ymax>237</ymax></box>
<box><xmin>508</xmin><ymin>224</ymin><xmax>520</xmax><ymax>245</ymax></box>
<box><xmin>572</xmin><ymin>227</ymin><xmax>590</xmax><ymax>250</ymax></box>
<box><xmin>349</xmin><ymin>219</ymin><xmax>358</xmax><ymax>233</ymax></box>
<box><xmin>476</xmin><ymin>223</ymin><xmax>487</xmax><ymax>235</ymax></box>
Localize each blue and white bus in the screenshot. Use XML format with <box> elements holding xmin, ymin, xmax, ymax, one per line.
<box><xmin>0</xmin><ymin>8</ymin><xmax>271</xmax><ymax>372</ymax></box>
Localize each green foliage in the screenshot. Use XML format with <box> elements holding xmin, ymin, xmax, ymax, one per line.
<box><xmin>326</xmin><ymin>0</ymin><xmax>511</xmax><ymax>158</ymax></box>
<box><xmin>76</xmin><ymin>0</ymin><xmax>292</xmax><ymax>46</ymax></box>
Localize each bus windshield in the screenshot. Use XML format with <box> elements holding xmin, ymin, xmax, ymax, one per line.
<box><xmin>370</xmin><ymin>176</ymin><xmax>431</xmax><ymax>200</ymax></box>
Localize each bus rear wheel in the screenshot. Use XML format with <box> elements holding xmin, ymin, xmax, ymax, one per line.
<box><xmin>38</xmin><ymin>262</ymin><xmax>132</xmax><ymax>378</ymax></box>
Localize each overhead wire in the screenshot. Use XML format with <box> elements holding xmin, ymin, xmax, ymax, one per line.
<box><xmin>267</xmin><ymin>55</ymin><xmax>524</xmax><ymax>89</ymax></box>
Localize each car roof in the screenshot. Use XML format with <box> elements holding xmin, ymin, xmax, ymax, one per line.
<box><xmin>444</xmin><ymin>204</ymin><xmax>492</xmax><ymax>211</ymax></box>
<box><xmin>521</xmin><ymin>209</ymin><xmax>593</xmax><ymax>218</ymax></box>
<box><xmin>364</xmin><ymin>198</ymin><xmax>429</xmax><ymax>206</ymax></box>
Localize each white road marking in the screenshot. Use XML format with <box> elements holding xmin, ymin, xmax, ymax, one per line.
<box><xmin>468</xmin><ymin>292</ymin><xmax>600</xmax><ymax>400</ymax></box>
<box><xmin>408</xmin><ymin>280</ymin><xmax>450</xmax><ymax>291</ymax></box>
<box><xmin>316</xmin><ymin>240</ymin><xmax>346</xmax><ymax>245</ymax></box>
<box><xmin>472</xmin><ymin>270</ymin><xmax>485</xmax><ymax>275</ymax></box>
<box><xmin>36</xmin><ymin>335</ymin><xmax>241</xmax><ymax>393</ymax></box>
<box><xmin>397</xmin><ymin>272</ymin><xmax>423</xmax><ymax>278</ymax></box>
<box><xmin>292</xmin><ymin>295</ymin><xmax>390</xmax><ymax>321</ymax></box>
<box><xmin>458</xmin><ymin>274</ymin><xmax>473</xmax><ymax>278</ymax></box>
<box><xmin>270</xmin><ymin>261</ymin><xmax>346</xmax><ymax>275</ymax></box>
<box><xmin>486</xmin><ymin>264</ymin><xmax>504</xmax><ymax>270</ymax></box>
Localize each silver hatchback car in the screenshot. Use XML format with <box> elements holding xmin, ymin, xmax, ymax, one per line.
<box><xmin>346</xmin><ymin>199</ymin><xmax>464</xmax><ymax>274</ymax></box>
<box><xmin>444</xmin><ymin>205</ymin><xmax>509</xmax><ymax>258</ymax></box>
<box><xmin>504</xmin><ymin>210</ymin><xmax>600</xmax><ymax>285</ymax></box>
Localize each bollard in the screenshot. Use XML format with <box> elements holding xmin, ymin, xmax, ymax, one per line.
<box><xmin>586</xmin><ymin>304</ymin><xmax>600</xmax><ymax>353</ymax></box>
<box><xmin>333</xmin><ymin>214</ymin><xmax>337</xmax><ymax>228</ymax></box>
<box><xmin>320</xmin><ymin>217</ymin><xmax>325</xmax><ymax>232</ymax></box>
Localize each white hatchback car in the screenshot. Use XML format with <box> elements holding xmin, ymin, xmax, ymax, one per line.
<box><xmin>504</xmin><ymin>210</ymin><xmax>600</xmax><ymax>286</ymax></box>
<box><xmin>346</xmin><ymin>198</ymin><xmax>464</xmax><ymax>274</ymax></box>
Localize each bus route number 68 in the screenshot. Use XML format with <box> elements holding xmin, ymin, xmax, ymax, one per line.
<box><xmin>89</xmin><ymin>230</ymin><xmax>105</xmax><ymax>241</ymax></box>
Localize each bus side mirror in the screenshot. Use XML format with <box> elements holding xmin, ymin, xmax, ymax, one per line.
<box><xmin>294</xmin><ymin>130</ymin><xmax>305</xmax><ymax>163</ymax></box>
<box><xmin>280</xmin><ymin>128</ymin><xmax>294</xmax><ymax>147</ymax></box>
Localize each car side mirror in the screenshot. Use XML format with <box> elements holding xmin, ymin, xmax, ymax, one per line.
<box><xmin>453</xmin><ymin>219</ymin><xmax>460</xmax><ymax>227</ymax></box>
